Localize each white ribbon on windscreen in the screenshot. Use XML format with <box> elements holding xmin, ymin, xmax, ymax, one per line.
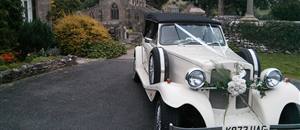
<box><xmin>174</xmin><ymin>23</ymin><xmax>226</xmax><ymax>57</ymax></box>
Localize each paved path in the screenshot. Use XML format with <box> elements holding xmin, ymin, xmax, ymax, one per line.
<box><xmin>0</xmin><ymin>56</ymin><xmax>154</xmax><ymax>130</ymax></box>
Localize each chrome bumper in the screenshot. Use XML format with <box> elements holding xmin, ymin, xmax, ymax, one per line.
<box><xmin>169</xmin><ymin>124</ymin><xmax>300</xmax><ymax>130</ymax></box>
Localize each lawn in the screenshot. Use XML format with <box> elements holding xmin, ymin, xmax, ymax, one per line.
<box><xmin>259</xmin><ymin>53</ymin><xmax>300</xmax><ymax>80</ymax></box>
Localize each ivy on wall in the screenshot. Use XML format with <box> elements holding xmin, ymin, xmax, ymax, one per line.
<box><xmin>238</xmin><ymin>22</ymin><xmax>300</xmax><ymax>52</ymax></box>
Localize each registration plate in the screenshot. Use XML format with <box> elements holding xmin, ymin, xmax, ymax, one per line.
<box><xmin>223</xmin><ymin>125</ymin><xmax>269</xmax><ymax>130</ymax></box>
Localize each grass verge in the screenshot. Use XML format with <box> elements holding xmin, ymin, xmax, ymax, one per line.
<box><xmin>259</xmin><ymin>53</ymin><xmax>300</xmax><ymax>79</ymax></box>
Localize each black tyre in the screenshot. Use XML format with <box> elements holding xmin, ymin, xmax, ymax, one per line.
<box><xmin>238</xmin><ymin>48</ymin><xmax>261</xmax><ymax>79</ymax></box>
<box><xmin>279</xmin><ymin>104</ymin><xmax>300</xmax><ymax>124</ymax></box>
<box><xmin>149</xmin><ymin>47</ymin><xmax>169</xmax><ymax>84</ymax></box>
<box><xmin>133</xmin><ymin>50</ymin><xmax>140</xmax><ymax>83</ymax></box>
<box><xmin>154</xmin><ymin>98</ymin><xmax>179</xmax><ymax>130</ymax></box>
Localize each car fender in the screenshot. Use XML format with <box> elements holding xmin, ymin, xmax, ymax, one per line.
<box><xmin>134</xmin><ymin>46</ymin><xmax>143</xmax><ymax>69</ymax></box>
<box><xmin>152</xmin><ymin>82</ymin><xmax>216</xmax><ymax>127</ymax></box>
<box><xmin>251</xmin><ymin>82</ymin><xmax>300</xmax><ymax>124</ymax></box>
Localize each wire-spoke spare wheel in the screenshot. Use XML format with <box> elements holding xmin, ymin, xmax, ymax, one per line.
<box><xmin>238</xmin><ymin>48</ymin><xmax>261</xmax><ymax>79</ymax></box>
<box><xmin>148</xmin><ymin>47</ymin><xmax>169</xmax><ymax>84</ymax></box>
<box><xmin>154</xmin><ymin>98</ymin><xmax>179</xmax><ymax>130</ymax></box>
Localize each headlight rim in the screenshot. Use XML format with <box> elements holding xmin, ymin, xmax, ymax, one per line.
<box><xmin>185</xmin><ymin>68</ymin><xmax>206</xmax><ymax>90</ymax></box>
<box><xmin>261</xmin><ymin>68</ymin><xmax>283</xmax><ymax>89</ymax></box>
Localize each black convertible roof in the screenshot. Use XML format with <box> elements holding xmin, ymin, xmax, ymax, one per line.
<box><xmin>145</xmin><ymin>13</ymin><xmax>221</xmax><ymax>25</ymax></box>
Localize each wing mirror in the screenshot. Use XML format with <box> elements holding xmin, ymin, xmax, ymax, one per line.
<box><xmin>145</xmin><ymin>37</ymin><xmax>153</xmax><ymax>43</ymax></box>
<box><xmin>225</xmin><ymin>38</ymin><xmax>229</xmax><ymax>43</ymax></box>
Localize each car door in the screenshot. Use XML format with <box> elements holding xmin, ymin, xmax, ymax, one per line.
<box><xmin>142</xmin><ymin>21</ymin><xmax>158</xmax><ymax>73</ymax></box>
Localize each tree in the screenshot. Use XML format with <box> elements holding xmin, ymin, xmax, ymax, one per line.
<box><xmin>49</xmin><ymin>0</ymin><xmax>99</xmax><ymax>22</ymax></box>
<box><xmin>146</xmin><ymin>0</ymin><xmax>169</xmax><ymax>9</ymax></box>
<box><xmin>183</xmin><ymin>0</ymin><xmax>273</xmax><ymax>16</ymax></box>
<box><xmin>50</xmin><ymin>0</ymin><xmax>82</xmax><ymax>21</ymax></box>
<box><xmin>0</xmin><ymin>0</ymin><xmax>23</xmax><ymax>52</ymax></box>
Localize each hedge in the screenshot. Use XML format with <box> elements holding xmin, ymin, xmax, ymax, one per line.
<box><xmin>84</xmin><ymin>41</ymin><xmax>126</xmax><ymax>59</ymax></box>
<box><xmin>18</xmin><ymin>20</ymin><xmax>56</xmax><ymax>55</ymax></box>
<box><xmin>238</xmin><ymin>22</ymin><xmax>300</xmax><ymax>52</ymax></box>
<box><xmin>0</xmin><ymin>0</ymin><xmax>23</xmax><ymax>53</ymax></box>
<box><xmin>271</xmin><ymin>0</ymin><xmax>300</xmax><ymax>21</ymax></box>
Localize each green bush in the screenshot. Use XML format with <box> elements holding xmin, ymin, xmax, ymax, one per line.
<box><xmin>238</xmin><ymin>22</ymin><xmax>300</xmax><ymax>52</ymax></box>
<box><xmin>85</xmin><ymin>41</ymin><xmax>126</xmax><ymax>59</ymax></box>
<box><xmin>271</xmin><ymin>0</ymin><xmax>300</xmax><ymax>21</ymax></box>
<box><xmin>0</xmin><ymin>65</ymin><xmax>9</xmax><ymax>71</ymax></box>
<box><xmin>53</xmin><ymin>15</ymin><xmax>111</xmax><ymax>56</ymax></box>
<box><xmin>0</xmin><ymin>0</ymin><xmax>23</xmax><ymax>52</ymax></box>
<box><xmin>0</xmin><ymin>58</ymin><xmax>5</xmax><ymax>65</ymax></box>
<box><xmin>24</xmin><ymin>54</ymin><xmax>37</xmax><ymax>63</ymax></box>
<box><xmin>18</xmin><ymin>20</ymin><xmax>56</xmax><ymax>55</ymax></box>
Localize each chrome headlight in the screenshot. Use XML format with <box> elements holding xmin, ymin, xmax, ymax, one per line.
<box><xmin>185</xmin><ymin>68</ymin><xmax>206</xmax><ymax>90</ymax></box>
<box><xmin>260</xmin><ymin>68</ymin><xmax>283</xmax><ymax>89</ymax></box>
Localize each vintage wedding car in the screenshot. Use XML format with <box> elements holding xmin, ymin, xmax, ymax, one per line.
<box><xmin>133</xmin><ymin>13</ymin><xmax>300</xmax><ymax>130</ymax></box>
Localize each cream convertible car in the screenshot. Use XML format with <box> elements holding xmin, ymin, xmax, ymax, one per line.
<box><xmin>133</xmin><ymin>13</ymin><xmax>300</xmax><ymax>130</ymax></box>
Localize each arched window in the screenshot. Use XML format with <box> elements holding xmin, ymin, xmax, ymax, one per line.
<box><xmin>111</xmin><ymin>3</ymin><xmax>119</xmax><ymax>20</ymax></box>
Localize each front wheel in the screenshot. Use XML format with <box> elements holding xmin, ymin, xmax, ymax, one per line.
<box><xmin>154</xmin><ymin>98</ymin><xmax>179</xmax><ymax>130</ymax></box>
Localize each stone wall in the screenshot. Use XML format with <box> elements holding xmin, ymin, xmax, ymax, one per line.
<box><xmin>215</xmin><ymin>16</ymin><xmax>300</xmax><ymax>53</ymax></box>
<box><xmin>35</xmin><ymin>0</ymin><xmax>50</xmax><ymax>23</ymax></box>
<box><xmin>0</xmin><ymin>56</ymin><xmax>77</xmax><ymax>84</ymax></box>
<box><xmin>214</xmin><ymin>16</ymin><xmax>269</xmax><ymax>52</ymax></box>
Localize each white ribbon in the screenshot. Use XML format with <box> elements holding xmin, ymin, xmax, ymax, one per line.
<box><xmin>174</xmin><ymin>23</ymin><xmax>225</xmax><ymax>57</ymax></box>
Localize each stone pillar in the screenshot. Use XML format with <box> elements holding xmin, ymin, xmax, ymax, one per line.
<box><xmin>35</xmin><ymin>0</ymin><xmax>51</xmax><ymax>23</ymax></box>
<box><xmin>240</xmin><ymin>0</ymin><xmax>258</xmax><ymax>21</ymax></box>
<box><xmin>218</xmin><ymin>0</ymin><xmax>224</xmax><ymax>16</ymax></box>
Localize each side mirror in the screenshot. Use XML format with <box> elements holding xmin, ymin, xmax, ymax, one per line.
<box><xmin>145</xmin><ymin>37</ymin><xmax>153</xmax><ymax>43</ymax></box>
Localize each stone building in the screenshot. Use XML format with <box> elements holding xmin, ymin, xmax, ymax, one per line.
<box><xmin>82</xmin><ymin>0</ymin><xmax>159</xmax><ymax>42</ymax></box>
<box><xmin>21</xmin><ymin>0</ymin><xmax>50</xmax><ymax>23</ymax></box>
<box><xmin>162</xmin><ymin>0</ymin><xmax>205</xmax><ymax>15</ymax></box>
<box><xmin>22</xmin><ymin>0</ymin><xmax>159</xmax><ymax>42</ymax></box>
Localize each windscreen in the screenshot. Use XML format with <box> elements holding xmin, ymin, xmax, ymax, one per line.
<box><xmin>160</xmin><ymin>24</ymin><xmax>225</xmax><ymax>46</ymax></box>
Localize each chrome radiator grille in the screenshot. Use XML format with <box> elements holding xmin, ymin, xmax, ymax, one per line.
<box><xmin>209</xmin><ymin>69</ymin><xmax>251</xmax><ymax>109</ymax></box>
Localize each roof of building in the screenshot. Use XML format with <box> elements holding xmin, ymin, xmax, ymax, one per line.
<box><xmin>145</xmin><ymin>13</ymin><xmax>220</xmax><ymax>25</ymax></box>
<box><xmin>189</xmin><ymin>7</ymin><xmax>205</xmax><ymax>13</ymax></box>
